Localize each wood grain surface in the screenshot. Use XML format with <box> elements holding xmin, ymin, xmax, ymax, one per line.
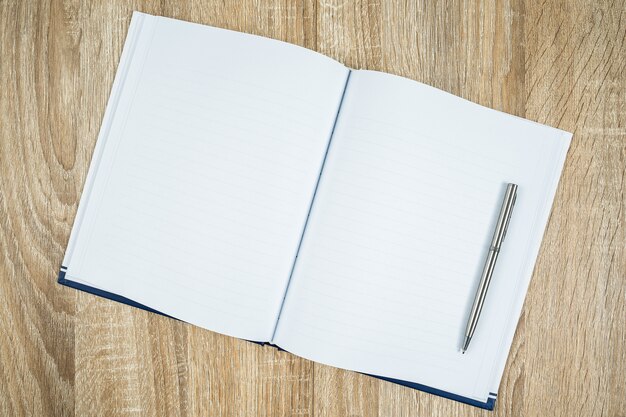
<box><xmin>0</xmin><ymin>0</ymin><xmax>624</xmax><ymax>416</ymax></box>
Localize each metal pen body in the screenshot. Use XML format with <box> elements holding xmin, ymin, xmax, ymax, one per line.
<box><xmin>462</xmin><ymin>183</ymin><xmax>518</xmax><ymax>353</ymax></box>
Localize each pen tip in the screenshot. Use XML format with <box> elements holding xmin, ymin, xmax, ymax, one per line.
<box><xmin>462</xmin><ymin>336</ymin><xmax>471</xmax><ymax>353</ymax></box>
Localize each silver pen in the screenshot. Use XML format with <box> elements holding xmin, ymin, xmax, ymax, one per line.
<box><xmin>462</xmin><ymin>183</ymin><xmax>518</xmax><ymax>353</ymax></box>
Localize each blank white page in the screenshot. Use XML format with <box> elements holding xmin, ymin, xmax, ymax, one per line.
<box><xmin>62</xmin><ymin>13</ymin><xmax>349</xmax><ymax>342</ymax></box>
<box><xmin>274</xmin><ymin>70</ymin><xmax>571</xmax><ymax>402</ymax></box>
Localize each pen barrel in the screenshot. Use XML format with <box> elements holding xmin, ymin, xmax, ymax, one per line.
<box><xmin>465</xmin><ymin>249</ymin><xmax>499</xmax><ymax>338</ymax></box>
<box><xmin>463</xmin><ymin>183</ymin><xmax>518</xmax><ymax>348</ymax></box>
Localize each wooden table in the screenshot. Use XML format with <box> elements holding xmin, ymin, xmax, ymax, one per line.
<box><xmin>1</xmin><ymin>1</ymin><xmax>624</xmax><ymax>416</ymax></box>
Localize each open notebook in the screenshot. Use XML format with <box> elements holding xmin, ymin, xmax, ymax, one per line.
<box><xmin>59</xmin><ymin>12</ymin><xmax>571</xmax><ymax>410</ymax></box>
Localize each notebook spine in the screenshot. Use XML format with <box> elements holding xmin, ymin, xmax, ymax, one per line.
<box><xmin>269</xmin><ymin>69</ymin><xmax>353</xmax><ymax>343</ymax></box>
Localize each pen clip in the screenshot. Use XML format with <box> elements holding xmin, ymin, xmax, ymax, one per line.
<box><xmin>501</xmin><ymin>191</ymin><xmax>516</xmax><ymax>243</ymax></box>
